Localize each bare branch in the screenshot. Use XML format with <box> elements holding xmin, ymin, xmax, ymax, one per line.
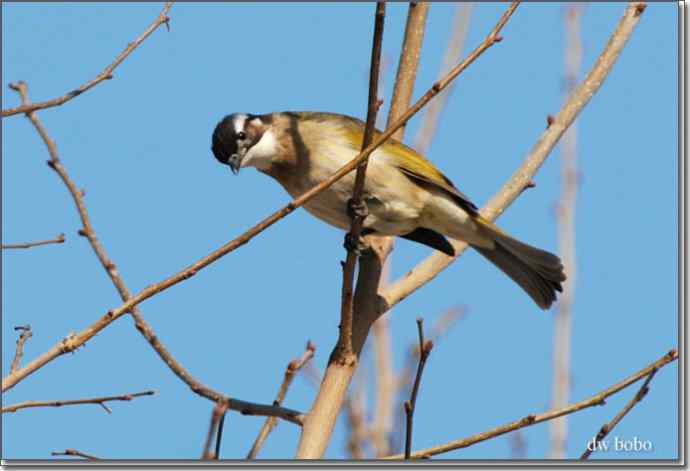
<box><xmin>386</xmin><ymin>348</ymin><xmax>677</xmax><ymax>459</ymax></box>
<box><xmin>337</xmin><ymin>2</ymin><xmax>386</xmax><ymax>363</ymax></box>
<box><xmin>2</xmin><ymin>3</ymin><xmax>172</xmax><ymax>117</ymax></box>
<box><xmin>345</xmin><ymin>370</ymin><xmax>369</xmax><ymax>459</ymax></box>
<box><xmin>247</xmin><ymin>341</ymin><xmax>316</xmax><ymax>459</ymax></box>
<box><xmin>2</xmin><ymin>390</ymin><xmax>156</xmax><ymax>414</ymax></box>
<box><xmin>382</xmin><ymin>1</ymin><xmax>647</xmax><ymax>312</ymax></box>
<box><xmin>2</xmin><ymin>234</ymin><xmax>65</xmax><ymax>250</ymax></box>
<box><xmin>388</xmin><ymin>1</ymin><xmax>430</xmax><ymax>142</ymax></box>
<box><xmin>550</xmin><ymin>4</ymin><xmax>583</xmax><ymax>459</ymax></box>
<box><xmin>371</xmin><ymin>312</ymin><xmax>394</xmax><ymax>457</ymax></box>
<box><xmin>404</xmin><ymin>318</ymin><xmax>433</xmax><ymax>459</ymax></box>
<box><xmin>202</xmin><ymin>401</ymin><xmax>228</xmax><ymax>460</ymax></box>
<box><xmin>51</xmin><ymin>449</ymin><xmax>100</xmax><ymax>460</ymax></box>
<box><xmin>580</xmin><ymin>368</ymin><xmax>659</xmax><ymax>459</ymax></box>
<box><xmin>10</xmin><ymin>325</ymin><xmax>33</xmax><ymax>374</ymax></box>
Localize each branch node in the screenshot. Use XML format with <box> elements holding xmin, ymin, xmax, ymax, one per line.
<box><xmin>634</xmin><ymin>3</ymin><xmax>647</xmax><ymax>16</ymax></box>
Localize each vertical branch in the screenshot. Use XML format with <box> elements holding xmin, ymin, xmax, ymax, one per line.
<box><xmin>369</xmin><ymin>4</ymin><xmax>429</xmax><ymax>455</ymax></box>
<box><xmin>202</xmin><ymin>401</ymin><xmax>228</xmax><ymax>459</ymax></box>
<box><xmin>549</xmin><ymin>4</ymin><xmax>582</xmax><ymax>459</ymax></box>
<box><xmin>404</xmin><ymin>318</ymin><xmax>433</xmax><ymax>459</ymax></box>
<box><xmin>371</xmin><ymin>261</ymin><xmax>394</xmax><ymax>457</ymax></box>
<box><xmin>414</xmin><ymin>3</ymin><xmax>473</xmax><ymax>154</ymax></box>
<box><xmin>296</xmin><ymin>4</ymin><xmax>385</xmax><ymax>458</ymax></box>
<box><xmin>336</xmin><ymin>1</ymin><xmax>386</xmax><ymax>362</ymax></box>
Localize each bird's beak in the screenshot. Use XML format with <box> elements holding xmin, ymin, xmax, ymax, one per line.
<box><xmin>228</xmin><ymin>153</ymin><xmax>242</xmax><ymax>175</ymax></box>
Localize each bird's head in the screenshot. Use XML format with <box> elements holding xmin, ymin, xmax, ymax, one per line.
<box><xmin>211</xmin><ymin>113</ymin><xmax>275</xmax><ymax>174</ymax></box>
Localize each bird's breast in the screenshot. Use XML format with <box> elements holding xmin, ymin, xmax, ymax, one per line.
<box><xmin>274</xmin><ymin>136</ymin><xmax>427</xmax><ymax>235</ymax></box>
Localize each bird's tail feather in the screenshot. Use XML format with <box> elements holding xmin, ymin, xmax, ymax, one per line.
<box><xmin>472</xmin><ymin>226</ymin><xmax>566</xmax><ymax>309</ymax></box>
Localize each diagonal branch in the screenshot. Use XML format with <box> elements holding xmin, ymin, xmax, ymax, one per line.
<box><xmin>51</xmin><ymin>449</ymin><xmax>100</xmax><ymax>460</ymax></box>
<box><xmin>2</xmin><ymin>390</ymin><xmax>156</xmax><ymax>414</ymax></box>
<box><xmin>381</xmin><ymin>1</ymin><xmax>647</xmax><ymax>312</ymax></box>
<box><xmin>580</xmin><ymin>368</ymin><xmax>659</xmax><ymax>459</ymax></box>
<box><xmin>385</xmin><ymin>348</ymin><xmax>677</xmax><ymax>459</ymax></box>
<box><xmin>2</xmin><ymin>234</ymin><xmax>65</xmax><ymax>250</ymax></box>
<box><xmin>2</xmin><ymin>3</ymin><xmax>172</xmax><ymax>117</ymax></box>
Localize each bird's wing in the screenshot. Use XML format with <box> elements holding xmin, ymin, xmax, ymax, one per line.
<box><xmin>385</xmin><ymin>139</ymin><xmax>479</xmax><ymax>217</ymax></box>
<box><xmin>300</xmin><ymin>111</ymin><xmax>481</xmax><ymax>217</ymax></box>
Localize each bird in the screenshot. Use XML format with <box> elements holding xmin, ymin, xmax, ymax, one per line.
<box><xmin>211</xmin><ymin>111</ymin><xmax>565</xmax><ymax>309</ymax></box>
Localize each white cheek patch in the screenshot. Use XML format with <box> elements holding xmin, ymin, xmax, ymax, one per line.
<box><xmin>242</xmin><ymin>129</ymin><xmax>277</xmax><ymax>171</ymax></box>
<box><xmin>232</xmin><ymin>114</ymin><xmax>248</xmax><ymax>134</ymax></box>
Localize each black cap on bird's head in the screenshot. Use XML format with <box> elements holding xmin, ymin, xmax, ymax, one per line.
<box><xmin>212</xmin><ymin>114</ymin><xmax>247</xmax><ymax>174</ymax></box>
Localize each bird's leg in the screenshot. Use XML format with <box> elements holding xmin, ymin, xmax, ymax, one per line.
<box><xmin>346</xmin><ymin>198</ymin><xmax>369</xmax><ymax>220</ymax></box>
<box><xmin>344</xmin><ymin>232</ymin><xmax>370</xmax><ymax>256</ymax></box>
<box><xmin>344</xmin><ymin>198</ymin><xmax>371</xmax><ymax>256</ymax></box>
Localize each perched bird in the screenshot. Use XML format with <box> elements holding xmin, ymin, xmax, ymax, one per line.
<box><xmin>211</xmin><ymin>111</ymin><xmax>565</xmax><ymax>309</ymax></box>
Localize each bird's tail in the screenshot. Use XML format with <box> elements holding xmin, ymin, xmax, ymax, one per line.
<box><xmin>472</xmin><ymin>219</ymin><xmax>566</xmax><ymax>310</ymax></box>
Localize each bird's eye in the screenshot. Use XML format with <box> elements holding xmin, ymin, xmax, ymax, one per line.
<box><xmin>237</xmin><ymin>131</ymin><xmax>246</xmax><ymax>140</ymax></box>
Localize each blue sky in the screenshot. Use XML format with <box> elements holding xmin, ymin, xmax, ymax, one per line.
<box><xmin>2</xmin><ymin>2</ymin><xmax>678</xmax><ymax>461</ymax></box>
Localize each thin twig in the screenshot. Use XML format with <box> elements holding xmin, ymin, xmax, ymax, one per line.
<box><xmin>337</xmin><ymin>2</ymin><xmax>386</xmax><ymax>363</ymax></box>
<box><xmin>404</xmin><ymin>318</ymin><xmax>433</xmax><ymax>459</ymax></box>
<box><xmin>382</xmin><ymin>1</ymin><xmax>647</xmax><ymax>313</ymax></box>
<box><xmin>2</xmin><ymin>3</ymin><xmax>172</xmax><ymax>117</ymax></box>
<box><xmin>247</xmin><ymin>341</ymin><xmax>316</xmax><ymax>459</ymax></box>
<box><xmin>10</xmin><ymin>325</ymin><xmax>33</xmax><ymax>374</ymax></box>
<box><xmin>202</xmin><ymin>401</ymin><xmax>228</xmax><ymax>459</ymax></box>
<box><xmin>580</xmin><ymin>368</ymin><xmax>659</xmax><ymax>459</ymax></box>
<box><xmin>2</xmin><ymin>234</ymin><xmax>65</xmax><ymax>249</ymax></box>
<box><xmin>391</xmin><ymin>307</ymin><xmax>465</xmax><ymax>453</ymax></box>
<box><xmin>385</xmin><ymin>348</ymin><xmax>677</xmax><ymax>459</ymax></box>
<box><xmin>215</xmin><ymin>409</ymin><xmax>228</xmax><ymax>460</ymax></box>
<box><xmin>2</xmin><ymin>390</ymin><xmax>156</xmax><ymax>414</ymax></box>
<box><xmin>51</xmin><ymin>449</ymin><xmax>100</xmax><ymax>460</ymax></box>
<box><xmin>3</xmin><ymin>1</ymin><xmax>518</xmax><ymax>395</ymax></box>
<box><xmin>550</xmin><ymin>4</ymin><xmax>583</xmax><ymax>459</ymax></box>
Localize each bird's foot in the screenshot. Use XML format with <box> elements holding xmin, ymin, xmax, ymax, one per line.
<box><xmin>346</xmin><ymin>198</ymin><xmax>369</xmax><ymax>220</ymax></box>
<box><xmin>344</xmin><ymin>232</ymin><xmax>370</xmax><ymax>256</ymax></box>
